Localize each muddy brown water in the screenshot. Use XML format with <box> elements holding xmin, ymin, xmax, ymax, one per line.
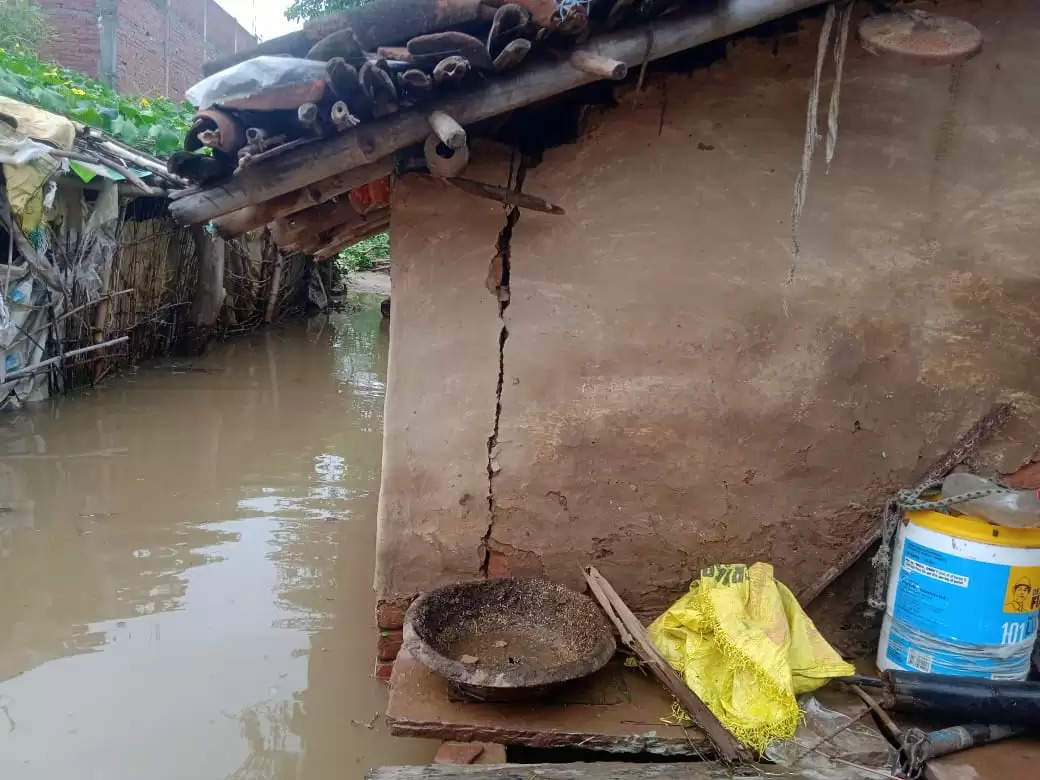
<box><xmin>0</xmin><ymin>296</ymin><xmax>435</xmax><ymax>779</ymax></box>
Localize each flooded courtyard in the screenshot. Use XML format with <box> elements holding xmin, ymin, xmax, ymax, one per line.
<box><xmin>0</xmin><ymin>295</ymin><xmax>434</xmax><ymax>779</ymax></box>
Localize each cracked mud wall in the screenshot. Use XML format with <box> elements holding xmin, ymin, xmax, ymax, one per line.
<box><xmin>378</xmin><ymin>0</ymin><xmax>1040</xmax><ymax>616</ymax></box>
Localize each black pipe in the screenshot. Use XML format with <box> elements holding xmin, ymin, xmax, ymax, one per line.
<box><xmin>882</xmin><ymin>671</ymin><xmax>1040</xmax><ymax>726</ymax></box>
<box><xmin>899</xmin><ymin>724</ymin><xmax>1024</xmax><ymax>779</ymax></box>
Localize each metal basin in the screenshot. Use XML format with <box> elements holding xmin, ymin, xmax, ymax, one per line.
<box><xmin>403</xmin><ymin>578</ymin><xmax>616</xmax><ymax>701</ymax></box>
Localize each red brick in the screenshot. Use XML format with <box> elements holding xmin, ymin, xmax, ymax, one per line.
<box><xmin>37</xmin><ymin>0</ymin><xmax>257</xmax><ymax>99</ymax></box>
<box><xmin>434</xmin><ymin>742</ymin><xmax>485</xmax><ymax>765</ymax></box>
<box><xmin>376</xmin><ymin>600</ymin><xmax>407</xmax><ymax>630</ymax></box>
<box><xmin>373</xmin><ymin>660</ymin><xmax>394</xmax><ymax>682</ymax></box>
<box><xmin>1006</xmin><ymin>461</ymin><xmax>1040</xmax><ymax>490</ymax></box>
<box><xmin>475</xmin><ymin>743</ymin><xmax>507</xmax><ymax>764</ymax></box>
<box><xmin>486</xmin><ymin>549</ymin><xmax>510</xmax><ymax>578</ymax></box>
<box><xmin>377</xmin><ymin>629</ymin><xmax>403</xmax><ymax>661</ymax></box>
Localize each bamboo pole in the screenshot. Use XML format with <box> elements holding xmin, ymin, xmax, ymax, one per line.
<box><xmin>2</xmin><ymin>335</ymin><xmax>130</xmax><ymax>383</ymax></box>
<box><xmin>171</xmin><ymin>0</ymin><xmax>823</xmax><ymax>225</ymax></box>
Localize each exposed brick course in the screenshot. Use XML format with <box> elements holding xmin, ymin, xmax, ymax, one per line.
<box><xmin>38</xmin><ymin>0</ymin><xmax>257</xmax><ymax>98</ymax></box>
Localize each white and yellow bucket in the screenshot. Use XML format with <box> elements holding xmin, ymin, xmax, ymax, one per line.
<box><xmin>877</xmin><ymin>510</ymin><xmax>1040</xmax><ymax>680</ymax></box>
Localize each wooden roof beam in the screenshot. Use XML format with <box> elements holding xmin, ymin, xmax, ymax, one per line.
<box><xmin>172</xmin><ymin>0</ymin><xmax>822</xmax><ymax>225</ymax></box>
<box><xmin>210</xmin><ymin>158</ymin><xmax>393</xmax><ymax>239</ymax></box>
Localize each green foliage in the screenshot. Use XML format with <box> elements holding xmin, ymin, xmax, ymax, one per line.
<box><xmin>0</xmin><ymin>0</ymin><xmax>52</xmax><ymax>56</ymax></box>
<box><xmin>0</xmin><ymin>48</ymin><xmax>192</xmax><ymax>156</ymax></box>
<box><xmin>338</xmin><ymin>231</ymin><xmax>389</xmax><ymax>272</ymax></box>
<box><xmin>285</xmin><ymin>0</ymin><xmax>374</xmax><ymax>23</ymax></box>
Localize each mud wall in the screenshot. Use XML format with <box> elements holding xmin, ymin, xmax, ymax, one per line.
<box><xmin>377</xmin><ymin>0</ymin><xmax>1040</xmax><ymax>618</ymax></box>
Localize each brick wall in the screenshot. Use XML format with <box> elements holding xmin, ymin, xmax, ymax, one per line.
<box><xmin>38</xmin><ymin>0</ymin><xmax>102</xmax><ymax>79</ymax></box>
<box><xmin>38</xmin><ymin>0</ymin><xmax>257</xmax><ymax>99</ymax></box>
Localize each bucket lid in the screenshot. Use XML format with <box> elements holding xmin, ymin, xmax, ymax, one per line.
<box><xmin>907</xmin><ymin>510</ymin><xmax>1040</xmax><ymax>547</ymax></box>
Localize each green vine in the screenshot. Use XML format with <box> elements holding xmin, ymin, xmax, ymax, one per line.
<box><xmin>0</xmin><ymin>46</ymin><xmax>192</xmax><ymax>157</ymax></box>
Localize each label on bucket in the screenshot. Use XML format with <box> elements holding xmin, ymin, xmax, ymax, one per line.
<box><xmin>886</xmin><ymin>538</ymin><xmax>1040</xmax><ymax>677</ymax></box>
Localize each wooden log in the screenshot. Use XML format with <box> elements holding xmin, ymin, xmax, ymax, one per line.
<box><xmin>582</xmin><ymin>566</ymin><xmax>751</xmax><ymax>763</ymax></box>
<box><xmin>314</xmin><ymin>219</ymin><xmax>390</xmax><ymax>259</ymax></box>
<box><xmin>265</xmin><ymin>250</ymin><xmax>284</xmax><ymax>324</ymax></box>
<box><xmin>271</xmin><ymin>197</ymin><xmax>363</xmax><ymax>247</ymax></box>
<box><xmin>211</xmin><ymin>158</ymin><xmax>393</xmax><ymax>238</ymax></box>
<box><xmin>171</xmin><ymin>0</ymin><xmax>822</xmax><ymax>224</ymax></box>
<box><xmin>367</xmin><ymin>764</ymin><xmax>767</xmax><ymax>779</ymax></box>
<box><xmin>570</xmin><ymin>51</ymin><xmax>628</xmax><ymax>80</ymax></box>
<box><xmin>202</xmin><ymin>29</ymin><xmax>312</xmax><ymax>77</ymax></box>
<box><xmin>427</xmin><ymin>111</ymin><xmax>467</xmax><ymax>150</ymax></box>
<box><xmin>305</xmin><ymin>0</ymin><xmax>484</xmax><ymax>49</ymax></box>
<box><xmin>305</xmin><ymin>208</ymin><xmax>390</xmax><ymax>257</ymax></box>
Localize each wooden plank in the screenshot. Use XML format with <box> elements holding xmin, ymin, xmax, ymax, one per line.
<box><xmin>314</xmin><ymin>217</ymin><xmax>390</xmax><ymax>259</ymax></box>
<box><xmin>170</xmin><ymin>0</ymin><xmax>823</xmax><ymax>225</ymax></box>
<box><xmin>582</xmin><ymin>567</ymin><xmax>751</xmax><ymax>763</ymax></box>
<box><xmin>387</xmin><ymin>650</ymin><xmax>712</xmax><ymax>756</ymax></box>
<box><xmin>211</xmin><ymin>158</ymin><xmax>393</xmax><ymax>239</ymax></box>
<box><xmin>270</xmin><ymin>197</ymin><xmax>363</xmax><ymax>247</ymax></box>
<box><xmin>369</xmin><ymin>763</ymin><xmax>781</xmax><ymax>779</ymax></box>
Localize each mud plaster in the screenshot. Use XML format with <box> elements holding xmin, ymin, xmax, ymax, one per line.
<box><xmin>377</xmin><ymin>0</ymin><xmax>1040</xmax><ymax>617</ymax></box>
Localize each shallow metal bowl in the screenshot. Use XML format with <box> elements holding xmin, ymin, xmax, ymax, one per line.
<box><xmin>403</xmin><ymin>578</ymin><xmax>616</xmax><ymax>701</ymax></box>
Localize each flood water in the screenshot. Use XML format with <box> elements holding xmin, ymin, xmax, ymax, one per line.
<box><xmin>0</xmin><ymin>296</ymin><xmax>435</xmax><ymax>779</ymax></box>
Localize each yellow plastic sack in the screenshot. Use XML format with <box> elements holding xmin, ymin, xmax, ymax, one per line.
<box><xmin>648</xmin><ymin>562</ymin><xmax>854</xmax><ymax>752</ymax></box>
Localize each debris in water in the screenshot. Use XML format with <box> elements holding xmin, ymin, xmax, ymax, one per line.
<box><xmin>493</xmin><ymin>640</ymin><xmax>508</xmax><ymax>648</ymax></box>
<box><xmin>459</xmin><ymin>654</ymin><xmax>479</xmax><ymax>664</ymax></box>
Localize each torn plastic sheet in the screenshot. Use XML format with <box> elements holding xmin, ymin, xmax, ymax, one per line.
<box><xmin>764</xmin><ymin>696</ymin><xmax>896</xmax><ymax>779</ymax></box>
<box><xmin>0</xmin><ymin>264</ymin><xmax>50</xmax><ymax>405</ymax></box>
<box><xmin>186</xmin><ymin>56</ymin><xmax>327</xmax><ymax>109</ymax></box>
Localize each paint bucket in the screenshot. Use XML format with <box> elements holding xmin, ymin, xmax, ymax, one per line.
<box><xmin>877</xmin><ymin>510</ymin><xmax>1040</xmax><ymax>679</ymax></box>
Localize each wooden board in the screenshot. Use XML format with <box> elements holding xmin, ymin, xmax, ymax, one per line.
<box><xmin>370</xmin><ymin>763</ymin><xmax>771</xmax><ymax>779</ymax></box>
<box><xmin>387</xmin><ymin>649</ymin><xmax>711</xmax><ymax>756</ymax></box>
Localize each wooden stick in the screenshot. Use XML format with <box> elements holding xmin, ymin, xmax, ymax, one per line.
<box><xmin>265</xmin><ymin>252</ymin><xmax>284</xmax><ymax>324</ymax></box>
<box><xmin>582</xmin><ymin>566</ymin><xmax>750</xmax><ymax>763</ymax></box>
<box><xmin>4</xmin><ymin>289</ymin><xmax>134</xmax><ymax>354</ymax></box>
<box><xmin>315</xmin><ymin>219</ymin><xmax>389</xmax><ymax>259</ymax></box>
<box><xmin>170</xmin><ymin>0</ymin><xmax>824</xmax><ymax>224</ymax></box>
<box><xmin>448</xmin><ymin>177</ymin><xmax>565</xmax><ymax>214</ymax></box>
<box><xmin>571</xmin><ymin>51</ymin><xmax>628</xmax><ymax>80</ymax></box>
<box><xmin>211</xmin><ymin>158</ymin><xmax>394</xmax><ymax>238</ymax></box>
<box><xmin>48</xmin><ymin>149</ymin><xmax>164</xmax><ymax>197</ymax></box>
<box><xmin>2</xmin><ymin>336</ymin><xmax>129</xmax><ymax>383</ymax></box>
<box><xmin>271</xmin><ymin>197</ymin><xmax>363</xmax><ymax>247</ymax></box>
<box><xmin>427</xmin><ymin>110</ymin><xmax>467</xmax><ymax>150</ymax></box>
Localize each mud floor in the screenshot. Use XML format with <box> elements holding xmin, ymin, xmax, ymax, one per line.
<box><xmin>0</xmin><ymin>295</ymin><xmax>434</xmax><ymax>779</ymax></box>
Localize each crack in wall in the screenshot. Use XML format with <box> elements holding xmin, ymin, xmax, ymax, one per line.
<box><xmin>480</xmin><ymin>154</ymin><xmax>526</xmax><ymax>576</ymax></box>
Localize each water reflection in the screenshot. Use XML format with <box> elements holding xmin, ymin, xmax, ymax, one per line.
<box><xmin>0</xmin><ymin>296</ymin><xmax>433</xmax><ymax>779</ymax></box>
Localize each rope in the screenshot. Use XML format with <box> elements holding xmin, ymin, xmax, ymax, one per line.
<box><xmin>867</xmin><ymin>480</ymin><xmax>1012</xmax><ymax>611</ymax></box>
<box><xmin>555</xmin><ymin>0</ymin><xmax>589</xmax><ymax>21</ymax></box>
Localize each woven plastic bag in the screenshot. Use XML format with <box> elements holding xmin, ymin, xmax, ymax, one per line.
<box><xmin>648</xmin><ymin>562</ymin><xmax>854</xmax><ymax>752</ymax></box>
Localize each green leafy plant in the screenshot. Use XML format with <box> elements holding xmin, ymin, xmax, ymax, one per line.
<box><xmin>338</xmin><ymin>231</ymin><xmax>389</xmax><ymax>272</ymax></box>
<box><xmin>0</xmin><ymin>0</ymin><xmax>52</xmax><ymax>56</ymax></box>
<box><xmin>285</xmin><ymin>0</ymin><xmax>374</xmax><ymax>23</ymax></box>
<box><xmin>0</xmin><ymin>48</ymin><xmax>192</xmax><ymax>156</ymax></box>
